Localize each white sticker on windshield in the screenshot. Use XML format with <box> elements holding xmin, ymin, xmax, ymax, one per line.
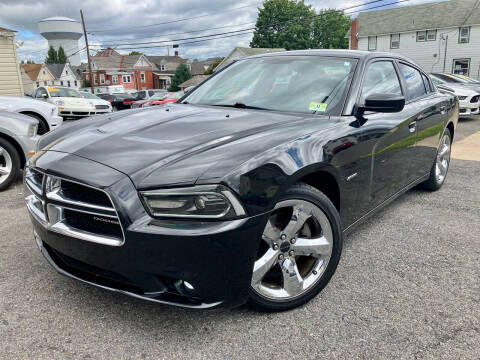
<box><xmin>309</xmin><ymin>102</ymin><xmax>328</xmax><ymax>112</ymax></box>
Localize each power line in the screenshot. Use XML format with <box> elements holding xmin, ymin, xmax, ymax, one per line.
<box><xmin>89</xmin><ymin>2</ymin><xmax>262</xmax><ymax>33</ymax></box>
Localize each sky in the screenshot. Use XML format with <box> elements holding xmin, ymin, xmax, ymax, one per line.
<box><xmin>0</xmin><ymin>0</ymin><xmax>440</xmax><ymax>63</ymax></box>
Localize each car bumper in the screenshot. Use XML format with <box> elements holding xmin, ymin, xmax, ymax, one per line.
<box><xmin>49</xmin><ymin>115</ymin><xmax>63</xmax><ymax>129</ymax></box>
<box><xmin>59</xmin><ymin>107</ymin><xmax>96</xmax><ymax>117</ymax></box>
<box><xmin>17</xmin><ymin>134</ymin><xmax>40</xmax><ymax>158</ymax></box>
<box><xmin>458</xmin><ymin>100</ymin><xmax>480</xmax><ymax>115</ymax></box>
<box><xmin>24</xmin><ymin>152</ymin><xmax>265</xmax><ymax>309</ymax></box>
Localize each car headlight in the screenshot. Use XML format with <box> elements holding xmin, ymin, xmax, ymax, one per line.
<box><xmin>28</xmin><ymin>123</ymin><xmax>38</xmax><ymax>137</ymax></box>
<box><xmin>458</xmin><ymin>96</ymin><xmax>467</xmax><ymax>100</ymax></box>
<box><xmin>140</xmin><ymin>185</ymin><xmax>246</xmax><ymax>219</ymax></box>
<box><xmin>55</xmin><ymin>100</ymin><xmax>65</xmax><ymax>106</ymax></box>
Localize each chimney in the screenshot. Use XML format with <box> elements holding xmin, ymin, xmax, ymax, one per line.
<box><xmin>350</xmin><ymin>19</ymin><xmax>359</xmax><ymax>50</ymax></box>
<box><xmin>174</xmin><ymin>50</ymin><xmax>179</xmax><ymax>56</ymax></box>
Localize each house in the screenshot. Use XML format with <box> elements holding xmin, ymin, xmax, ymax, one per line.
<box><xmin>179</xmin><ymin>75</ymin><xmax>210</xmax><ymax>91</ymax></box>
<box><xmin>347</xmin><ymin>0</ymin><xmax>480</xmax><ymax>78</ymax></box>
<box><xmin>47</xmin><ymin>63</ymin><xmax>81</xmax><ymax>89</ymax></box>
<box><xmin>21</xmin><ymin>63</ymin><xmax>56</xmax><ymax>95</ymax></box>
<box><xmin>80</xmin><ymin>49</ymin><xmax>157</xmax><ymax>91</ymax></box>
<box><xmin>148</xmin><ymin>55</ymin><xmax>186</xmax><ymax>89</ymax></box>
<box><xmin>215</xmin><ymin>47</ymin><xmax>286</xmax><ymax>72</ymax></box>
<box><xmin>0</xmin><ymin>27</ymin><xmax>24</xmax><ymax>97</ymax></box>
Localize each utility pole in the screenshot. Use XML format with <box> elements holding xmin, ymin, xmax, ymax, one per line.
<box><xmin>80</xmin><ymin>9</ymin><xmax>95</xmax><ymax>94</ymax></box>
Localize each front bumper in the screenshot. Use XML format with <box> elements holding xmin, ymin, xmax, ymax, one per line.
<box><xmin>49</xmin><ymin>115</ymin><xmax>63</xmax><ymax>129</ymax></box>
<box><xmin>25</xmin><ymin>151</ymin><xmax>265</xmax><ymax>309</ymax></box>
<box><xmin>459</xmin><ymin>99</ymin><xmax>480</xmax><ymax>115</ymax></box>
<box><xmin>59</xmin><ymin>106</ymin><xmax>96</xmax><ymax>117</ymax></box>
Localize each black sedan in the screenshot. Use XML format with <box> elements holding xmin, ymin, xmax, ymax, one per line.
<box><xmin>25</xmin><ymin>50</ymin><xmax>457</xmax><ymax>311</ymax></box>
<box><xmin>96</xmin><ymin>93</ymin><xmax>136</xmax><ymax>111</ymax></box>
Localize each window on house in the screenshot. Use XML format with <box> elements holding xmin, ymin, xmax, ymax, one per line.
<box><xmin>453</xmin><ymin>58</ymin><xmax>470</xmax><ymax>76</ymax></box>
<box><xmin>60</xmin><ymin>80</ymin><xmax>64</xmax><ymax>86</ymax></box>
<box><xmin>427</xmin><ymin>30</ymin><xmax>437</xmax><ymax>41</ymax></box>
<box><xmin>100</xmin><ymin>73</ymin><xmax>105</xmax><ymax>84</ymax></box>
<box><xmin>368</xmin><ymin>36</ymin><xmax>377</xmax><ymax>50</ymax></box>
<box><xmin>399</xmin><ymin>63</ymin><xmax>427</xmax><ymax>101</ymax></box>
<box><xmin>67</xmin><ymin>80</ymin><xmax>71</xmax><ymax>87</ymax></box>
<box><xmin>141</xmin><ymin>72</ymin><xmax>146</xmax><ymax>82</ymax></box>
<box><xmin>51</xmin><ymin>81</ymin><xmax>55</xmax><ymax>85</ymax></box>
<box><xmin>122</xmin><ymin>75</ymin><xmax>131</xmax><ymax>83</ymax></box>
<box><xmin>43</xmin><ymin>70</ymin><xmax>45</xmax><ymax>75</ymax></box>
<box><xmin>417</xmin><ymin>31</ymin><xmax>426</xmax><ymax>42</ymax></box>
<box><xmin>390</xmin><ymin>34</ymin><xmax>400</xmax><ymax>49</ymax></box>
<box><xmin>459</xmin><ymin>26</ymin><xmax>470</xmax><ymax>43</ymax></box>
<box><xmin>66</xmin><ymin>70</ymin><xmax>68</xmax><ymax>75</ymax></box>
<box><xmin>74</xmin><ymin>80</ymin><xmax>77</xmax><ymax>87</ymax></box>
<box><xmin>112</xmin><ymin>75</ymin><xmax>118</xmax><ymax>84</ymax></box>
<box><xmin>86</xmin><ymin>74</ymin><xmax>89</xmax><ymax>81</ymax></box>
<box><xmin>94</xmin><ymin>76</ymin><xmax>98</xmax><ymax>85</ymax></box>
<box><xmin>43</xmin><ymin>81</ymin><xmax>47</xmax><ymax>86</ymax></box>
<box><xmin>160</xmin><ymin>65</ymin><xmax>166</xmax><ymax>71</ymax></box>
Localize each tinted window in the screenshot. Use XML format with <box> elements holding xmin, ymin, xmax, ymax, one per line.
<box><xmin>422</xmin><ymin>74</ymin><xmax>433</xmax><ymax>93</ymax></box>
<box><xmin>35</xmin><ymin>88</ymin><xmax>48</xmax><ymax>98</ymax></box>
<box><xmin>361</xmin><ymin>61</ymin><xmax>402</xmax><ymax>102</ymax></box>
<box><xmin>399</xmin><ymin>64</ymin><xmax>426</xmax><ymax>100</ymax></box>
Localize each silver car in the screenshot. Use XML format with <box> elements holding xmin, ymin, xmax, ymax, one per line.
<box><xmin>0</xmin><ymin>111</ymin><xmax>39</xmax><ymax>190</ymax></box>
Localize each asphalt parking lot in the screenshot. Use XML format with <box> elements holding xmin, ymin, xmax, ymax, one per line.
<box><xmin>1</xmin><ymin>118</ymin><xmax>479</xmax><ymax>360</ymax></box>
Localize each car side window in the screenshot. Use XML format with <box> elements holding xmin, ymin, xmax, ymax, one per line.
<box><xmin>399</xmin><ymin>63</ymin><xmax>427</xmax><ymax>101</ymax></box>
<box><xmin>422</xmin><ymin>74</ymin><xmax>433</xmax><ymax>93</ymax></box>
<box><xmin>148</xmin><ymin>90</ymin><xmax>154</xmax><ymax>96</ymax></box>
<box><xmin>360</xmin><ymin>61</ymin><xmax>402</xmax><ymax>103</ymax></box>
<box><xmin>35</xmin><ymin>88</ymin><xmax>47</xmax><ymax>99</ymax></box>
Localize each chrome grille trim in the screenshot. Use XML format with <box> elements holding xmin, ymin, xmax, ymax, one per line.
<box><xmin>24</xmin><ymin>166</ymin><xmax>125</xmax><ymax>246</ymax></box>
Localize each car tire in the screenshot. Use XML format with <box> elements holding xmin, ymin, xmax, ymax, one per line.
<box><xmin>23</xmin><ymin>113</ymin><xmax>49</xmax><ymax>135</ymax></box>
<box><xmin>0</xmin><ymin>138</ymin><xmax>21</xmax><ymax>191</ymax></box>
<box><xmin>112</xmin><ymin>105</ymin><xmax>118</xmax><ymax>112</ymax></box>
<box><xmin>248</xmin><ymin>183</ymin><xmax>343</xmax><ymax>312</ymax></box>
<box><xmin>420</xmin><ymin>128</ymin><xmax>452</xmax><ymax>191</ymax></box>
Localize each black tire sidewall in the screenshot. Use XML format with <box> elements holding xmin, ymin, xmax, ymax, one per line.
<box><xmin>0</xmin><ymin>138</ymin><xmax>21</xmax><ymax>191</ymax></box>
<box><xmin>248</xmin><ymin>183</ymin><xmax>343</xmax><ymax>312</ymax></box>
<box><xmin>421</xmin><ymin>128</ymin><xmax>452</xmax><ymax>191</ymax></box>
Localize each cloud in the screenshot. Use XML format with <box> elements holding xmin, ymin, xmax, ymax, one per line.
<box><xmin>0</xmin><ymin>0</ymin><xmax>442</xmax><ymax>62</ymax></box>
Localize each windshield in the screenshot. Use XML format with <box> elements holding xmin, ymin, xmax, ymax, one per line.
<box><xmin>183</xmin><ymin>56</ymin><xmax>357</xmax><ymax>115</ymax></box>
<box><xmin>149</xmin><ymin>93</ymin><xmax>167</xmax><ymax>101</ymax></box>
<box><xmin>49</xmin><ymin>87</ymin><xmax>82</xmax><ymax>98</ymax></box>
<box><xmin>168</xmin><ymin>91</ymin><xmax>184</xmax><ymax>99</ymax></box>
<box><xmin>81</xmin><ymin>92</ymin><xmax>100</xmax><ymax>100</ymax></box>
<box><xmin>451</xmin><ymin>74</ymin><xmax>480</xmax><ymax>84</ymax></box>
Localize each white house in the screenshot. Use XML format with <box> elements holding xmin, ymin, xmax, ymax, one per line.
<box><xmin>347</xmin><ymin>0</ymin><xmax>480</xmax><ymax>78</ymax></box>
<box><xmin>47</xmin><ymin>63</ymin><xmax>81</xmax><ymax>89</ymax></box>
<box><xmin>0</xmin><ymin>27</ymin><xmax>24</xmax><ymax>97</ymax></box>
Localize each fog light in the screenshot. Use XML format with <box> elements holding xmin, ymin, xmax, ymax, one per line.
<box><xmin>183</xmin><ymin>281</ymin><xmax>194</xmax><ymax>291</ymax></box>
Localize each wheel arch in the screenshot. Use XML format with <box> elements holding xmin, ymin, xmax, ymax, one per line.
<box><xmin>446</xmin><ymin>121</ymin><xmax>455</xmax><ymax>141</ymax></box>
<box><xmin>19</xmin><ymin>111</ymin><xmax>49</xmax><ymax>132</ymax></box>
<box><xmin>0</xmin><ymin>132</ymin><xmax>26</xmax><ymax>167</ymax></box>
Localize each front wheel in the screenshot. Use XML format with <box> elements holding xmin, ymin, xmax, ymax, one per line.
<box><xmin>420</xmin><ymin>129</ymin><xmax>452</xmax><ymax>191</ymax></box>
<box><xmin>0</xmin><ymin>138</ymin><xmax>21</xmax><ymax>191</ymax></box>
<box><xmin>248</xmin><ymin>183</ymin><xmax>343</xmax><ymax>311</ymax></box>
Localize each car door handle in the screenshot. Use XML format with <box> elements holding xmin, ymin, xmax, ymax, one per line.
<box><xmin>408</xmin><ymin>121</ymin><xmax>417</xmax><ymax>133</ymax></box>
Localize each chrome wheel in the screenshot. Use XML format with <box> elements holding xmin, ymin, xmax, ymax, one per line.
<box><xmin>0</xmin><ymin>145</ymin><xmax>13</xmax><ymax>185</ymax></box>
<box><xmin>251</xmin><ymin>199</ymin><xmax>333</xmax><ymax>301</ymax></box>
<box><xmin>435</xmin><ymin>133</ymin><xmax>451</xmax><ymax>184</ymax></box>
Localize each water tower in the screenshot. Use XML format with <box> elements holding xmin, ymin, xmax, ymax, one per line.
<box><xmin>38</xmin><ymin>17</ymin><xmax>83</xmax><ymax>66</ymax></box>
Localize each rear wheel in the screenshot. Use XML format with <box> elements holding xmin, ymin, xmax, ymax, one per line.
<box><xmin>420</xmin><ymin>129</ymin><xmax>452</xmax><ymax>191</ymax></box>
<box><xmin>248</xmin><ymin>183</ymin><xmax>343</xmax><ymax>311</ymax></box>
<box><xmin>0</xmin><ymin>138</ymin><xmax>21</xmax><ymax>191</ymax></box>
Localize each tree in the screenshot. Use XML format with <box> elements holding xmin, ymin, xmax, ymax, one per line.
<box><xmin>82</xmin><ymin>79</ymin><xmax>91</xmax><ymax>88</ymax></box>
<box><xmin>168</xmin><ymin>63</ymin><xmax>192</xmax><ymax>91</ymax></box>
<box><xmin>129</xmin><ymin>51</ymin><xmax>142</xmax><ymax>55</ymax></box>
<box><xmin>250</xmin><ymin>0</ymin><xmax>315</xmax><ymax>50</ymax></box>
<box><xmin>57</xmin><ymin>46</ymin><xmax>68</xmax><ymax>63</ymax></box>
<box><xmin>203</xmin><ymin>57</ymin><xmax>224</xmax><ymax>75</ymax></box>
<box><xmin>312</xmin><ymin>9</ymin><xmax>351</xmax><ymax>49</ymax></box>
<box><xmin>45</xmin><ymin>45</ymin><xmax>58</xmax><ymax>64</ymax></box>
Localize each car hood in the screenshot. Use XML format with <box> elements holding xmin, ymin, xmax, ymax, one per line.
<box><xmin>52</xmin><ymin>97</ymin><xmax>93</xmax><ymax>107</ymax></box>
<box><xmin>40</xmin><ymin>104</ymin><xmax>327</xmax><ymax>188</ymax></box>
<box><xmin>443</xmin><ymin>83</ymin><xmax>480</xmax><ymax>95</ymax></box>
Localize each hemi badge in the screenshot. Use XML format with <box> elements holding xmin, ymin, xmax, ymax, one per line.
<box><xmin>346</xmin><ymin>172</ymin><xmax>358</xmax><ymax>182</ymax></box>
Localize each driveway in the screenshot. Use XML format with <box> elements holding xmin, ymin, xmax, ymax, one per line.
<box><xmin>1</xmin><ymin>118</ymin><xmax>479</xmax><ymax>360</ymax></box>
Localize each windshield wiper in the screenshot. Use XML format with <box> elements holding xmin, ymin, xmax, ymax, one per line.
<box><xmin>211</xmin><ymin>102</ymin><xmax>270</xmax><ymax>111</ymax></box>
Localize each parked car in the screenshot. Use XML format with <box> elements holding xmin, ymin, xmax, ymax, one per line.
<box><xmin>80</xmin><ymin>92</ymin><xmax>112</xmax><ymax>114</ymax></box>
<box><xmin>144</xmin><ymin>91</ymin><xmax>184</xmax><ymax>107</ymax></box>
<box><xmin>431</xmin><ymin>72</ymin><xmax>480</xmax><ymax>92</ymax></box>
<box><xmin>26</xmin><ymin>50</ymin><xmax>457</xmax><ymax>311</ymax></box>
<box><xmin>131</xmin><ymin>90</ymin><xmax>168</xmax><ymax>109</ymax></box>
<box><xmin>32</xmin><ymin>86</ymin><xmax>96</xmax><ymax>120</ymax></box>
<box><xmin>97</xmin><ymin>93</ymin><xmax>137</xmax><ymax>111</ymax></box>
<box><xmin>0</xmin><ymin>96</ymin><xmax>63</xmax><ymax>135</ymax></box>
<box><xmin>0</xmin><ymin>111</ymin><xmax>39</xmax><ymax>190</ymax></box>
<box><xmin>430</xmin><ymin>74</ymin><xmax>480</xmax><ymax>115</ymax></box>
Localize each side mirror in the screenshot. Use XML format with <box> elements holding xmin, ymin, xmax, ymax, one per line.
<box><xmin>355</xmin><ymin>93</ymin><xmax>405</xmax><ymax>116</ymax></box>
<box><xmin>41</xmin><ymin>93</ymin><xmax>48</xmax><ymax>99</ymax></box>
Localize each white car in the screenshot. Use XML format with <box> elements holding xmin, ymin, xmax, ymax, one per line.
<box><xmin>32</xmin><ymin>86</ymin><xmax>96</xmax><ymax>120</ymax></box>
<box><xmin>80</xmin><ymin>92</ymin><xmax>112</xmax><ymax>114</ymax></box>
<box><xmin>430</xmin><ymin>74</ymin><xmax>480</xmax><ymax>115</ymax></box>
<box><xmin>0</xmin><ymin>96</ymin><xmax>63</xmax><ymax>135</ymax></box>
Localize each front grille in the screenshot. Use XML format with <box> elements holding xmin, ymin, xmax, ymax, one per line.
<box><xmin>459</xmin><ymin>108</ymin><xmax>467</xmax><ymax>113</ymax></box>
<box><xmin>24</xmin><ymin>167</ymin><xmax>124</xmax><ymax>246</ymax></box>
<box><xmin>471</xmin><ymin>96</ymin><xmax>480</xmax><ymax>103</ymax></box>
<box><xmin>95</xmin><ymin>105</ymin><xmax>110</xmax><ymax>110</ymax></box>
<box><xmin>72</xmin><ymin>112</ymin><xmax>89</xmax><ymax>116</ymax></box>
